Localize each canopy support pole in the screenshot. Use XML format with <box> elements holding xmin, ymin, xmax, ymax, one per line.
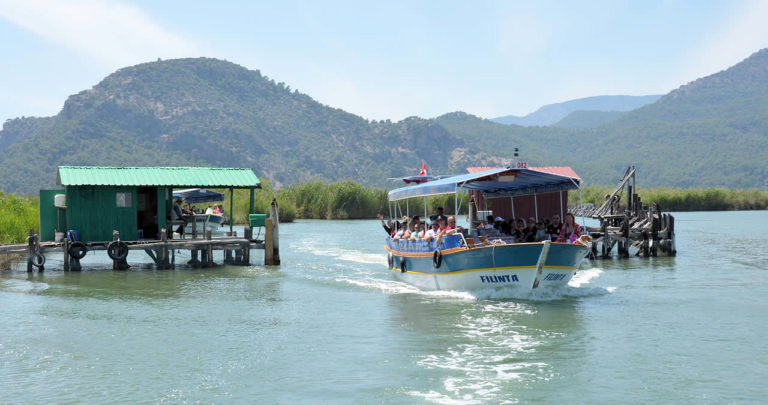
<box><xmin>510</xmin><ymin>196</ymin><xmax>515</xmax><ymax>220</ymax></box>
<box><xmin>229</xmin><ymin>187</ymin><xmax>234</xmax><ymax>235</ymax></box>
<box><xmin>534</xmin><ymin>193</ymin><xmax>539</xmax><ymax>222</ymax></box>
<box><xmin>249</xmin><ymin>188</ymin><xmax>255</xmax><ymax>215</ymax></box>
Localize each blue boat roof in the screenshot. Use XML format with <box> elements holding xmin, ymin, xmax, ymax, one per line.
<box><xmin>172</xmin><ymin>188</ymin><xmax>225</xmax><ymax>203</ymax></box>
<box><xmin>388</xmin><ymin>167</ymin><xmax>581</xmax><ymax>201</ymax></box>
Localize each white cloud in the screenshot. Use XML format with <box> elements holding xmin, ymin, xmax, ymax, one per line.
<box><xmin>684</xmin><ymin>0</ymin><xmax>768</xmax><ymax>80</ymax></box>
<box><xmin>0</xmin><ymin>0</ymin><xmax>199</xmax><ymax>68</ymax></box>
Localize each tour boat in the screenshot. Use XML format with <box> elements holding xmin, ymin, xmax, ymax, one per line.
<box><xmin>173</xmin><ymin>188</ymin><xmax>227</xmax><ymax>234</ymax></box>
<box><xmin>385</xmin><ymin>165</ymin><xmax>591</xmax><ymax>291</ymax></box>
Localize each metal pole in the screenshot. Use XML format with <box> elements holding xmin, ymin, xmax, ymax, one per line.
<box><xmin>534</xmin><ymin>193</ymin><xmax>539</xmax><ymax>222</ymax></box>
<box><xmin>229</xmin><ymin>187</ymin><xmax>234</xmax><ymax>235</ymax></box>
<box><xmin>559</xmin><ymin>190</ymin><xmax>564</xmax><ymax>221</ymax></box>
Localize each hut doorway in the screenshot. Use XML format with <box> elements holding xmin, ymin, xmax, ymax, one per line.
<box><xmin>137</xmin><ymin>187</ymin><xmax>159</xmax><ymax>239</ymax></box>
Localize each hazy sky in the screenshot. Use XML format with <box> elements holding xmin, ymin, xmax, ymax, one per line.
<box><xmin>1</xmin><ymin>0</ymin><xmax>767</xmax><ymax>123</ymax></box>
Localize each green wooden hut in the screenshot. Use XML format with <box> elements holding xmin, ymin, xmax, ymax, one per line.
<box><xmin>39</xmin><ymin>166</ymin><xmax>261</xmax><ymax>242</ymax></box>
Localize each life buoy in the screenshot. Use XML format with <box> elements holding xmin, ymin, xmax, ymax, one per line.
<box><xmin>30</xmin><ymin>252</ymin><xmax>46</xmax><ymax>268</ymax></box>
<box><xmin>387</xmin><ymin>252</ymin><xmax>394</xmax><ymax>269</ymax></box>
<box><xmin>107</xmin><ymin>241</ymin><xmax>129</xmax><ymax>261</ymax></box>
<box><xmin>400</xmin><ymin>257</ymin><xmax>407</xmax><ymax>273</ymax></box>
<box><xmin>68</xmin><ymin>241</ymin><xmax>87</xmax><ymax>259</ymax></box>
<box><xmin>432</xmin><ymin>249</ymin><xmax>442</xmax><ymax>268</ymax></box>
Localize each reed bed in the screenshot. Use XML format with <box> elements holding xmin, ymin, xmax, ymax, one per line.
<box><xmin>570</xmin><ymin>184</ymin><xmax>768</xmax><ymax>211</ymax></box>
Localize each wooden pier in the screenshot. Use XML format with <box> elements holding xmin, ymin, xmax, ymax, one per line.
<box><xmin>570</xmin><ymin>166</ymin><xmax>676</xmax><ymax>259</ymax></box>
<box><xmin>1</xmin><ymin>199</ymin><xmax>281</xmax><ymax>272</ymax></box>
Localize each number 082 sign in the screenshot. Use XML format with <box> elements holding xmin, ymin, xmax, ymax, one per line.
<box><xmin>515</xmin><ymin>161</ymin><xmax>528</xmax><ymax>169</ymax></box>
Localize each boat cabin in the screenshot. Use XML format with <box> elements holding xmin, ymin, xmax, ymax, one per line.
<box><xmin>467</xmin><ymin>166</ymin><xmax>581</xmax><ymax>223</ymax></box>
<box><xmin>39</xmin><ymin>166</ymin><xmax>261</xmax><ymax>243</ymax></box>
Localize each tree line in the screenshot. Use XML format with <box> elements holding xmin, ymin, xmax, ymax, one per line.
<box><xmin>2</xmin><ymin>183</ymin><xmax>767</xmax><ymax>245</ymax></box>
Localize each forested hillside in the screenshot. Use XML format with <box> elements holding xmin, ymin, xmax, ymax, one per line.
<box><xmin>1</xmin><ymin>50</ymin><xmax>767</xmax><ymax>195</ymax></box>
<box><xmin>0</xmin><ymin>58</ymin><xmax>487</xmax><ymax>194</ymax></box>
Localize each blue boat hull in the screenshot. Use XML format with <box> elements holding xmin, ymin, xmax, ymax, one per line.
<box><xmin>385</xmin><ymin>237</ymin><xmax>589</xmax><ymax>291</ymax></box>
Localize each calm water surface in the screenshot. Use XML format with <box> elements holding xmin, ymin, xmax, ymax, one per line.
<box><xmin>1</xmin><ymin>211</ymin><xmax>767</xmax><ymax>404</ymax></box>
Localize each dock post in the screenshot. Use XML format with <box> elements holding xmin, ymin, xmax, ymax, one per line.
<box><xmin>268</xmin><ymin>198</ymin><xmax>281</xmax><ymax>265</ymax></box>
<box><xmin>159</xmin><ymin>229</ymin><xmax>168</xmax><ymax>269</ymax></box>
<box><xmin>63</xmin><ymin>238</ymin><xmax>70</xmax><ymax>272</ymax></box>
<box><xmin>206</xmin><ymin>229</ymin><xmax>213</xmax><ymax>267</ymax></box>
<box><xmin>27</xmin><ymin>228</ymin><xmax>34</xmax><ymax>272</ymax></box>
<box><xmin>265</xmin><ymin>220</ymin><xmax>274</xmax><ymax>265</ymax></box>
<box><xmin>244</xmin><ymin>226</ymin><xmax>251</xmax><ymax>266</ymax></box>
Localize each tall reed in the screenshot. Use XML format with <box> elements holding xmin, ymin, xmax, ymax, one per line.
<box><xmin>0</xmin><ymin>192</ymin><xmax>39</xmax><ymax>245</ymax></box>
<box><xmin>570</xmin><ymin>184</ymin><xmax>768</xmax><ymax>211</ymax></box>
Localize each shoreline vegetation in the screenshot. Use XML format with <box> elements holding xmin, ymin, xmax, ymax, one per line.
<box><xmin>2</xmin><ymin>183</ymin><xmax>767</xmax><ymax>246</ymax></box>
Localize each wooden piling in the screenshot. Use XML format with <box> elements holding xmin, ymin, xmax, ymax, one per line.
<box><xmin>269</xmin><ymin>198</ymin><xmax>280</xmax><ymax>265</ymax></box>
<box><xmin>63</xmin><ymin>237</ymin><xmax>70</xmax><ymax>272</ymax></box>
<box><xmin>206</xmin><ymin>229</ymin><xmax>213</xmax><ymax>267</ymax></box>
<box><xmin>265</xmin><ymin>220</ymin><xmax>274</xmax><ymax>265</ymax></box>
<box><xmin>244</xmin><ymin>226</ymin><xmax>251</xmax><ymax>266</ymax></box>
<box><xmin>27</xmin><ymin>228</ymin><xmax>34</xmax><ymax>272</ymax></box>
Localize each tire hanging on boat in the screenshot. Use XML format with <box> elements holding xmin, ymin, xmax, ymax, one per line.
<box><xmin>400</xmin><ymin>256</ymin><xmax>407</xmax><ymax>273</ymax></box>
<box><xmin>30</xmin><ymin>252</ymin><xmax>46</xmax><ymax>268</ymax></box>
<box><xmin>432</xmin><ymin>249</ymin><xmax>442</xmax><ymax>268</ymax></box>
<box><xmin>387</xmin><ymin>252</ymin><xmax>394</xmax><ymax>269</ymax></box>
<box><xmin>68</xmin><ymin>241</ymin><xmax>87</xmax><ymax>259</ymax></box>
<box><xmin>107</xmin><ymin>241</ymin><xmax>129</xmax><ymax>261</ymax></box>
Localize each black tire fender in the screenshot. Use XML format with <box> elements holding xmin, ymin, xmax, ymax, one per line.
<box><xmin>68</xmin><ymin>241</ymin><xmax>87</xmax><ymax>259</ymax></box>
<box><xmin>387</xmin><ymin>252</ymin><xmax>394</xmax><ymax>269</ymax></box>
<box><xmin>107</xmin><ymin>241</ymin><xmax>129</xmax><ymax>261</ymax></box>
<box><xmin>432</xmin><ymin>249</ymin><xmax>442</xmax><ymax>268</ymax></box>
<box><xmin>400</xmin><ymin>256</ymin><xmax>407</xmax><ymax>273</ymax></box>
<box><xmin>31</xmin><ymin>252</ymin><xmax>46</xmax><ymax>268</ymax></box>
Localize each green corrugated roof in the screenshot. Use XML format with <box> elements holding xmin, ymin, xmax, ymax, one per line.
<box><xmin>57</xmin><ymin>166</ymin><xmax>261</xmax><ymax>188</ymax></box>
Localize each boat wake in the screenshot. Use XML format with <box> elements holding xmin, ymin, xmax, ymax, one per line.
<box><xmin>291</xmin><ymin>239</ymin><xmax>384</xmax><ymax>264</ymax></box>
<box><xmin>407</xmin><ymin>301</ymin><xmax>552</xmax><ymax>404</ymax></box>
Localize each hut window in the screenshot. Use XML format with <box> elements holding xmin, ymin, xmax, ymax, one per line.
<box><xmin>116</xmin><ymin>192</ymin><xmax>132</xmax><ymax>208</ymax></box>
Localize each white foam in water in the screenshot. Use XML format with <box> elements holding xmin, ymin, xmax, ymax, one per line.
<box><xmin>292</xmin><ymin>238</ymin><xmax>385</xmax><ymax>264</ymax></box>
<box><xmin>409</xmin><ymin>305</ymin><xmax>550</xmax><ymax>404</ymax></box>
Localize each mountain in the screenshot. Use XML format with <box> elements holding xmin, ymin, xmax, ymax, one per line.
<box><xmin>2</xmin><ymin>50</ymin><xmax>768</xmax><ymax>195</ymax></box>
<box><xmin>492</xmin><ymin>95</ymin><xmax>662</xmax><ymax>126</ymax></box>
<box><xmin>0</xmin><ymin>58</ymin><xmax>490</xmax><ymax>195</ymax></box>
<box><xmin>441</xmin><ymin>49</ymin><xmax>768</xmax><ymax>189</ymax></box>
<box><xmin>552</xmin><ymin>110</ymin><xmax>627</xmax><ymax>129</ymax></box>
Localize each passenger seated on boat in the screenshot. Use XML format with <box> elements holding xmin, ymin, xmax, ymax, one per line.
<box><xmin>522</xmin><ymin>217</ymin><xmax>538</xmax><ymax>242</ymax></box>
<box><xmin>423</xmin><ymin>221</ymin><xmax>440</xmax><ymax>241</ymax></box>
<box><xmin>409</xmin><ymin>220</ymin><xmax>424</xmax><ymax>241</ymax></box>
<box><xmin>547</xmin><ymin>214</ymin><xmax>562</xmax><ymax>241</ymax></box>
<box><xmin>557</xmin><ymin>213</ymin><xmax>582</xmax><ymax>243</ymax></box>
<box><xmin>511</xmin><ymin>218</ymin><xmax>525</xmax><ymax>242</ymax></box>
<box><xmin>430</xmin><ymin>207</ymin><xmax>448</xmax><ymax>223</ymax></box>
<box><xmin>213</xmin><ymin>205</ymin><xmax>221</xmax><ymax>214</ymax></box>
<box><xmin>377</xmin><ymin>213</ymin><xmax>395</xmax><ymax>236</ymax></box>
<box><xmin>205</xmin><ymin>205</ymin><xmax>214</xmax><ymax>215</ymax></box>
<box><xmin>535</xmin><ymin>220</ymin><xmax>548</xmax><ymax>241</ymax></box>
<box><xmin>444</xmin><ymin>216</ymin><xmax>464</xmax><ymax>236</ymax></box>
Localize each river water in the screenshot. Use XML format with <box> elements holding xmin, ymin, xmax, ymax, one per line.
<box><xmin>1</xmin><ymin>211</ymin><xmax>766</xmax><ymax>404</ymax></box>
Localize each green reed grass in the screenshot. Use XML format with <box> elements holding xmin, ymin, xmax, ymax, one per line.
<box><xmin>0</xmin><ymin>191</ymin><xmax>39</xmax><ymax>245</ymax></box>
<box><xmin>570</xmin><ymin>184</ymin><xmax>768</xmax><ymax>211</ymax></box>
